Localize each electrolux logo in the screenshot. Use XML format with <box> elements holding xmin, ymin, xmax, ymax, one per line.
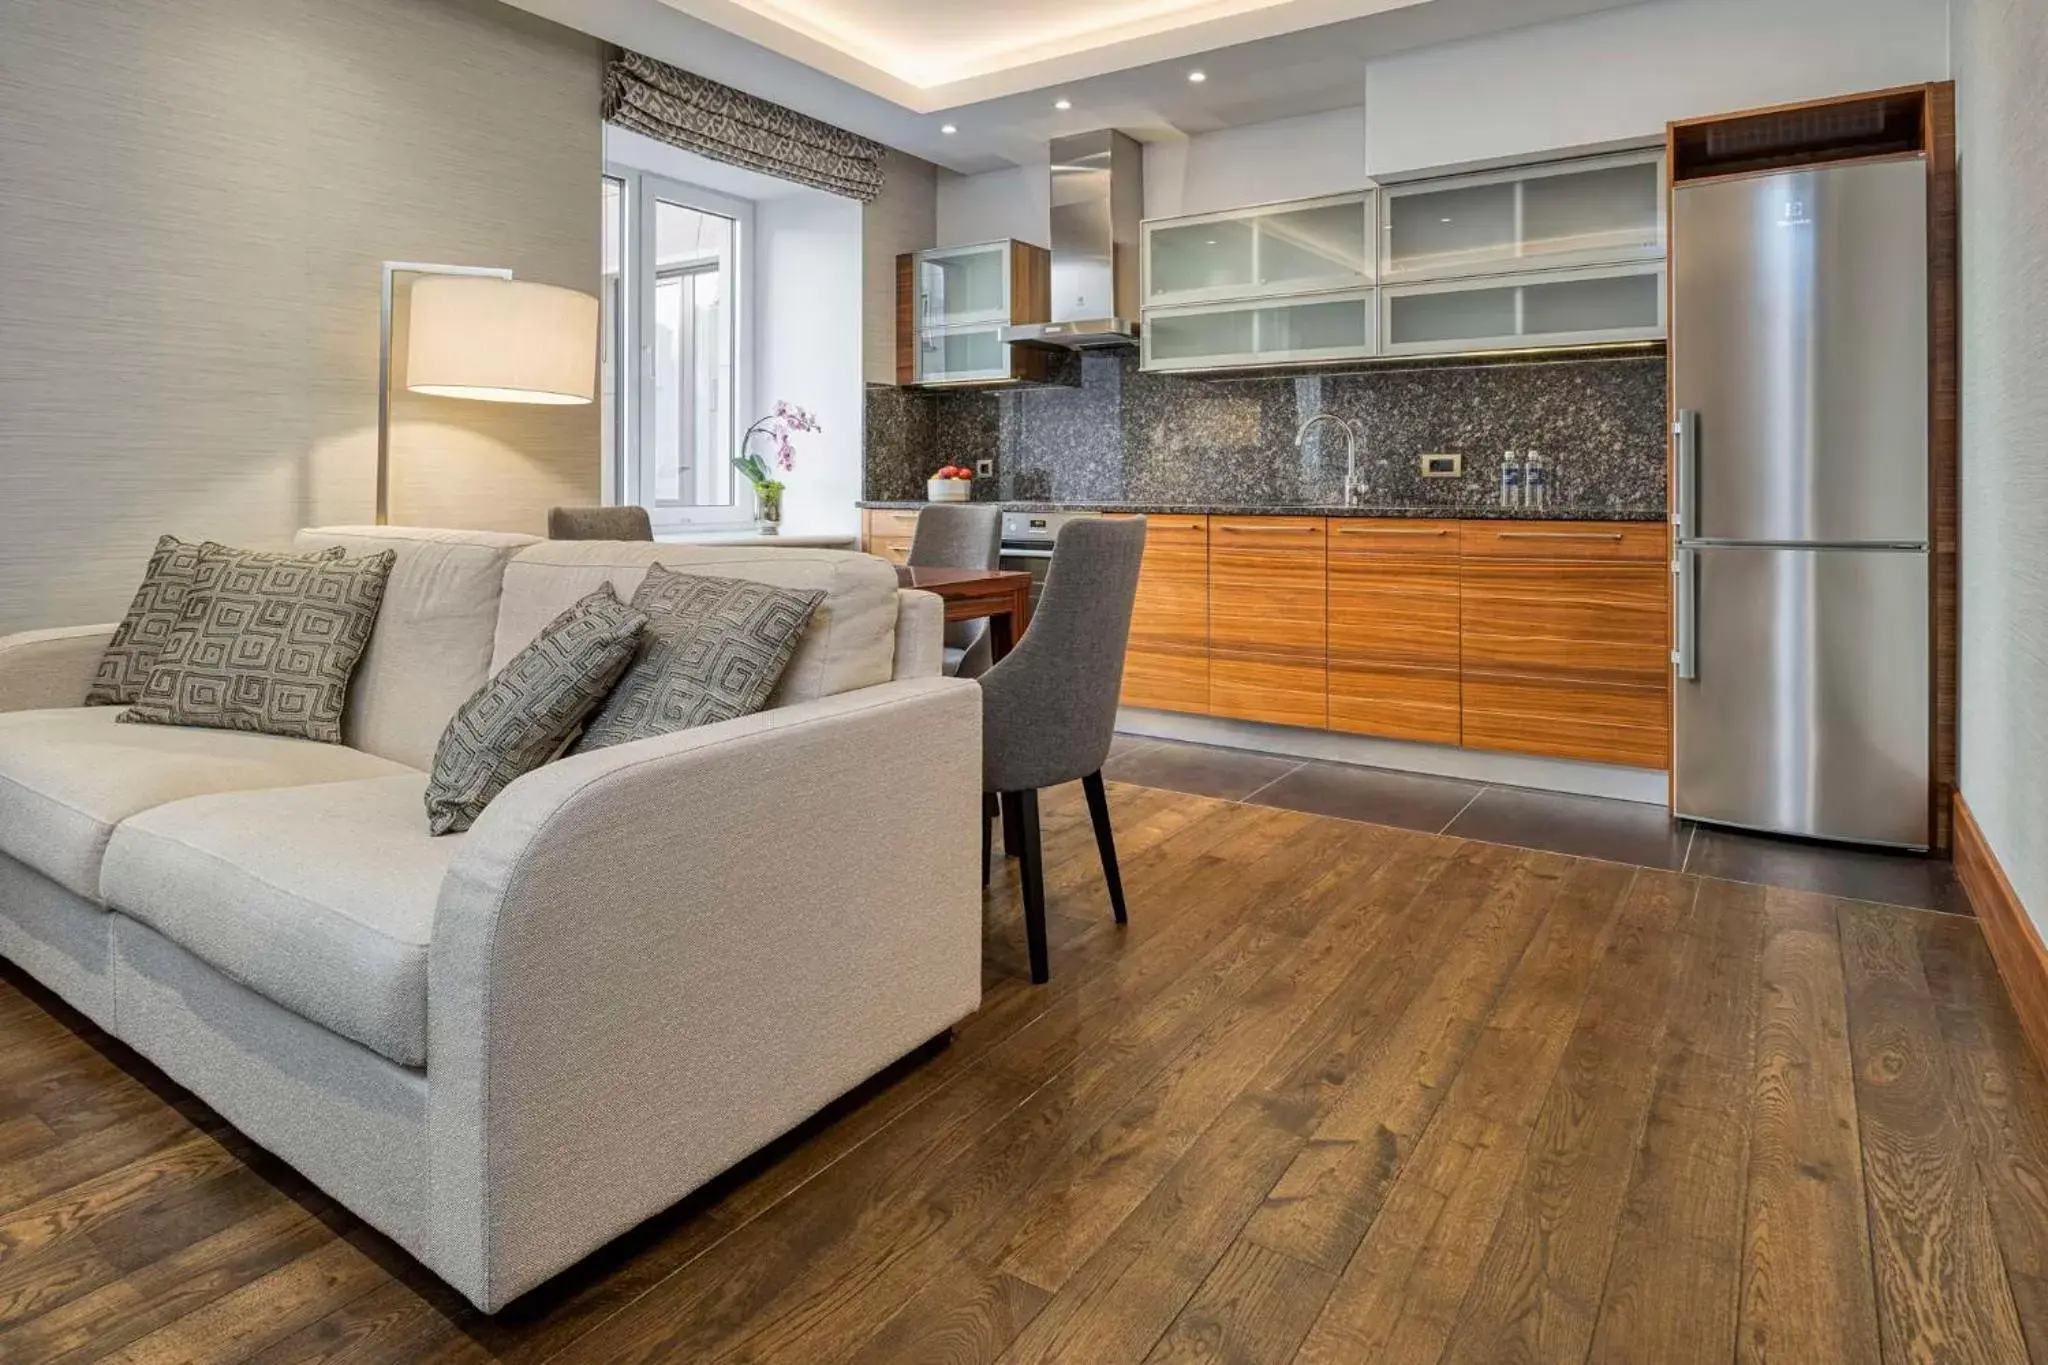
<box><xmin>1779</xmin><ymin>196</ymin><xmax>1814</xmax><ymax>228</ymax></box>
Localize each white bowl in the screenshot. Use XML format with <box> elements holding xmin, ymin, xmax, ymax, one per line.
<box><xmin>927</xmin><ymin>478</ymin><xmax>972</xmax><ymax>503</ymax></box>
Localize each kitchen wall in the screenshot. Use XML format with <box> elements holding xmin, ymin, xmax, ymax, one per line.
<box><xmin>0</xmin><ymin>0</ymin><xmax>603</xmax><ymax>635</ymax></box>
<box><xmin>940</xmin><ymin>0</ymin><xmax>1952</xmax><ymax>244</ymax></box>
<box><xmin>1953</xmin><ymin>0</ymin><xmax>2048</xmax><ymax>928</ymax></box>
<box><xmin>866</xmin><ymin>351</ymin><xmax>1667</xmax><ymax>514</ymax></box>
<box><xmin>863</xmin><ymin>147</ymin><xmax>939</xmax><ymax>384</ymax></box>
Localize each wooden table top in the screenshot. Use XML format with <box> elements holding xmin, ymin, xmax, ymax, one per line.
<box><xmin>891</xmin><ymin>566</ymin><xmax>1033</xmax><ymax>592</ymax></box>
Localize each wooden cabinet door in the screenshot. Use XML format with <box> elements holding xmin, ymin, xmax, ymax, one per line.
<box><xmin>1109</xmin><ymin>514</ymin><xmax>1210</xmax><ymax>714</ymax></box>
<box><xmin>1458</xmin><ymin>521</ymin><xmax>1670</xmax><ymax>768</ymax></box>
<box><xmin>861</xmin><ymin>508</ymin><xmax>920</xmax><ymax>565</ymax></box>
<box><xmin>1327</xmin><ymin>520</ymin><xmax>1461</xmax><ymax>744</ymax></box>
<box><xmin>1209</xmin><ymin>516</ymin><xmax>1327</xmax><ymax>728</ymax></box>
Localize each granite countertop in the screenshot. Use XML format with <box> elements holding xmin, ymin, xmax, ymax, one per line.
<box><xmin>857</xmin><ymin>500</ymin><xmax>1667</xmax><ymax>523</ymax></box>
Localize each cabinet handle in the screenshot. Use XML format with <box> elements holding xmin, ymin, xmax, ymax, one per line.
<box><xmin>1494</xmin><ymin>531</ymin><xmax>1626</xmax><ymax>542</ymax></box>
<box><xmin>888</xmin><ymin>512</ymin><xmax>919</xmax><ymax>523</ymax></box>
<box><xmin>1335</xmin><ymin>526</ymin><xmax>1450</xmax><ymax>536</ymax></box>
<box><xmin>1152</xmin><ymin>521</ymin><xmax>1207</xmax><ymax>532</ymax></box>
<box><xmin>1219</xmin><ymin>524</ymin><xmax>1319</xmax><ymax>534</ymax></box>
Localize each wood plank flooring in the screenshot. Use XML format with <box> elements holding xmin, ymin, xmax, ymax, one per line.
<box><xmin>0</xmin><ymin>780</ymin><xmax>2041</xmax><ymax>1363</ymax></box>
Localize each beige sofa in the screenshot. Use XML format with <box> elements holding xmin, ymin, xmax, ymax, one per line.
<box><xmin>0</xmin><ymin>526</ymin><xmax>983</xmax><ymax>1311</ymax></box>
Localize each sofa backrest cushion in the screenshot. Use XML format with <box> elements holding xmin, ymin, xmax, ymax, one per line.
<box><xmin>294</xmin><ymin>527</ymin><xmax>539</xmax><ymax>769</ymax></box>
<box><xmin>493</xmin><ymin>543</ymin><xmax>900</xmax><ymax>707</ymax></box>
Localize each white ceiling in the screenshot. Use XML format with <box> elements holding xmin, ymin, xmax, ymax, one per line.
<box><xmin>507</xmin><ymin>0</ymin><xmax>1652</xmax><ymax>171</ymax></box>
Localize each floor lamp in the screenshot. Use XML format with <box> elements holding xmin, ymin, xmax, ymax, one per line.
<box><xmin>377</xmin><ymin>261</ymin><xmax>599</xmax><ymax>526</ymax></box>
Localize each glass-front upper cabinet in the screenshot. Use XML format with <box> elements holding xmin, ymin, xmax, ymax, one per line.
<box><xmin>1379</xmin><ymin>150</ymin><xmax>1665</xmax><ymax>283</ymax></box>
<box><xmin>918</xmin><ymin>241</ymin><xmax>1013</xmax><ymax>329</ymax></box>
<box><xmin>1143</xmin><ymin>192</ymin><xmax>1375</xmax><ymax>308</ymax></box>
<box><xmin>1380</xmin><ymin>262</ymin><xmax>1665</xmax><ymax>356</ymax></box>
<box><xmin>1142</xmin><ymin>290</ymin><xmax>1375</xmax><ymax>372</ymax></box>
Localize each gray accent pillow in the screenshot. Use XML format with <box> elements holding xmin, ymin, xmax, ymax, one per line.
<box><xmin>574</xmin><ymin>565</ymin><xmax>825</xmax><ymax>754</ymax></box>
<box><xmin>120</xmin><ymin>543</ymin><xmax>395</xmax><ymax>744</ymax></box>
<box><xmin>426</xmin><ymin>585</ymin><xmax>648</xmax><ymax>836</ymax></box>
<box><xmin>87</xmin><ymin>536</ymin><xmax>342</xmax><ymax>706</ymax></box>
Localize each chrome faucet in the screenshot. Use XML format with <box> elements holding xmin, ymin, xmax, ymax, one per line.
<box><xmin>1295</xmin><ymin>412</ymin><xmax>1365</xmax><ymax>508</ymax></box>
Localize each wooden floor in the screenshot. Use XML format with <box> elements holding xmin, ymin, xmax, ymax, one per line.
<box><xmin>2</xmin><ymin>781</ymin><xmax>2045</xmax><ymax>1363</ymax></box>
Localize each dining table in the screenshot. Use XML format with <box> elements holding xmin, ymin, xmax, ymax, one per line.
<box><xmin>893</xmin><ymin>565</ymin><xmax>1034</xmax><ymax>661</ymax></box>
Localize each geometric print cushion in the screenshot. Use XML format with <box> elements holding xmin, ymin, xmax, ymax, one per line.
<box><xmin>86</xmin><ymin>535</ymin><xmax>343</xmax><ymax>707</ymax></box>
<box><xmin>573</xmin><ymin>564</ymin><xmax>825</xmax><ymax>755</ymax></box>
<box><xmin>424</xmin><ymin>584</ymin><xmax>648</xmax><ymax>836</ymax></box>
<box><xmin>119</xmin><ymin>543</ymin><xmax>396</xmax><ymax>744</ymax></box>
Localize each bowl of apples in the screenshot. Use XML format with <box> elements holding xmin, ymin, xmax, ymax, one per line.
<box><xmin>927</xmin><ymin>466</ymin><xmax>974</xmax><ymax>503</ymax></box>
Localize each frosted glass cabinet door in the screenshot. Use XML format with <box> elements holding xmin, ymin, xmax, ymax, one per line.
<box><xmin>1379</xmin><ymin>150</ymin><xmax>1666</xmax><ymax>282</ymax></box>
<box><xmin>1143</xmin><ymin>291</ymin><xmax>1374</xmax><ymax>371</ymax></box>
<box><xmin>919</xmin><ymin>243</ymin><xmax>1010</xmax><ymax>328</ymax></box>
<box><xmin>1381</xmin><ymin>264</ymin><xmax>1664</xmax><ymax>355</ymax></box>
<box><xmin>1144</xmin><ymin>193</ymin><xmax>1373</xmax><ymax>307</ymax></box>
<box><xmin>916</xmin><ymin>326</ymin><xmax>1008</xmax><ymax>383</ymax></box>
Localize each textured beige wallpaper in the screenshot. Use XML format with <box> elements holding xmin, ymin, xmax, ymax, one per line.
<box><xmin>0</xmin><ymin>0</ymin><xmax>602</xmax><ymax>634</ymax></box>
<box><xmin>861</xmin><ymin>147</ymin><xmax>938</xmax><ymax>386</ymax></box>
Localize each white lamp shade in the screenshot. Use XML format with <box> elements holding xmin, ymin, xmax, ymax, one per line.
<box><xmin>405</xmin><ymin>275</ymin><xmax>598</xmax><ymax>404</ymax></box>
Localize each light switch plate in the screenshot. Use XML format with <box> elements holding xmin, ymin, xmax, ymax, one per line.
<box><xmin>1421</xmin><ymin>452</ymin><xmax>1463</xmax><ymax>478</ymax></box>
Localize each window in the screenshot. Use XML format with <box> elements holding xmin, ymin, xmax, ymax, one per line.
<box><xmin>603</xmin><ymin>167</ymin><xmax>753</xmax><ymax>526</ymax></box>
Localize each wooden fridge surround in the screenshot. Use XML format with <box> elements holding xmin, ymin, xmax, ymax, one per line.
<box><xmin>1116</xmin><ymin>513</ymin><xmax>1671</xmax><ymax>770</ymax></box>
<box><xmin>1666</xmin><ymin>81</ymin><xmax>1960</xmax><ymax>849</ymax></box>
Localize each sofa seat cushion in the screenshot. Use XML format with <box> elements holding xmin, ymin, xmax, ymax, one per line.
<box><xmin>0</xmin><ymin>707</ymin><xmax>416</xmax><ymax>903</ymax></box>
<box><xmin>101</xmin><ymin>775</ymin><xmax>454</xmax><ymax>1067</ymax></box>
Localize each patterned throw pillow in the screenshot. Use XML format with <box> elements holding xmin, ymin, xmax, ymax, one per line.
<box><xmin>574</xmin><ymin>565</ymin><xmax>824</xmax><ymax>754</ymax></box>
<box><xmin>425</xmin><ymin>585</ymin><xmax>648</xmax><ymax>836</ymax></box>
<box><xmin>120</xmin><ymin>543</ymin><xmax>395</xmax><ymax>743</ymax></box>
<box><xmin>87</xmin><ymin>536</ymin><xmax>342</xmax><ymax>706</ymax></box>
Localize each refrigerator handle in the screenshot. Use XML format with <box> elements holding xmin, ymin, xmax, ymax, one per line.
<box><xmin>1673</xmin><ymin>409</ymin><xmax>1700</xmax><ymax>541</ymax></box>
<box><xmin>1673</xmin><ymin>547</ymin><xmax>1699</xmax><ymax>682</ymax></box>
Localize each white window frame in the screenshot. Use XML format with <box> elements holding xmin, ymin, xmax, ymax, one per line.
<box><xmin>605</xmin><ymin>163</ymin><xmax>756</xmax><ymax>529</ymax></box>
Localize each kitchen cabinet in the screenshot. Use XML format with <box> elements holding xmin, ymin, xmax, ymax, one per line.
<box><xmin>860</xmin><ymin>507</ymin><xmax>921</xmax><ymax>565</ymax></box>
<box><xmin>1208</xmin><ymin>516</ymin><xmax>1328</xmax><ymax>728</ymax></box>
<box><xmin>1457</xmin><ymin>521</ymin><xmax>1670</xmax><ymax>768</ymax></box>
<box><xmin>1378</xmin><ymin>149</ymin><xmax>1666</xmax><ymax>284</ymax></box>
<box><xmin>1141</xmin><ymin>292</ymin><xmax>1376</xmax><ymax>373</ymax></box>
<box><xmin>1326</xmin><ymin>520</ymin><xmax>1462</xmax><ymax>745</ymax></box>
<box><xmin>895</xmin><ymin>241</ymin><xmax>1053</xmax><ymax>386</ymax></box>
<box><xmin>1107</xmin><ymin>513</ymin><xmax>1210</xmax><ymax>714</ymax></box>
<box><xmin>1142</xmin><ymin>192</ymin><xmax>1376</xmax><ymax>309</ymax></box>
<box><xmin>1380</xmin><ymin>262</ymin><xmax>1665</xmax><ymax>356</ymax></box>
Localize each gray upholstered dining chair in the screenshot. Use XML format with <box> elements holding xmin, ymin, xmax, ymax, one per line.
<box><xmin>979</xmin><ymin>516</ymin><xmax>1146</xmax><ymax>983</ymax></box>
<box><xmin>909</xmin><ymin>503</ymin><xmax>1003</xmax><ymax>678</ymax></box>
<box><xmin>548</xmin><ymin>505</ymin><xmax>653</xmax><ymax>541</ymax></box>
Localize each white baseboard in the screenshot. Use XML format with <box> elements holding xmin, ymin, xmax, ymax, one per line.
<box><xmin>1115</xmin><ymin>708</ymin><xmax>1670</xmax><ymax>807</ymax></box>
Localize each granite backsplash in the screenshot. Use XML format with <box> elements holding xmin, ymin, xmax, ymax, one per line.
<box><xmin>864</xmin><ymin>349</ymin><xmax>1668</xmax><ymax>516</ymax></box>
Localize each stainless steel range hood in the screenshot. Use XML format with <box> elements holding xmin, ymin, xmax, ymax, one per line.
<box><xmin>1004</xmin><ymin>130</ymin><xmax>1143</xmax><ymax>349</ymax></box>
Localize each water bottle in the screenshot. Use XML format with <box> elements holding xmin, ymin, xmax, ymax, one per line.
<box><xmin>1499</xmin><ymin>455</ymin><xmax>1523</xmax><ymax>509</ymax></box>
<box><xmin>1524</xmin><ymin>451</ymin><xmax>1547</xmax><ymax>511</ymax></box>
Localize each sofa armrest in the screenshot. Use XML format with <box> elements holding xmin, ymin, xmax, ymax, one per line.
<box><xmin>423</xmin><ymin>677</ymin><xmax>982</xmax><ymax>1310</ymax></box>
<box><xmin>893</xmin><ymin>588</ymin><xmax>943</xmax><ymax>679</ymax></box>
<box><xmin>0</xmin><ymin>624</ymin><xmax>117</xmax><ymax>713</ymax></box>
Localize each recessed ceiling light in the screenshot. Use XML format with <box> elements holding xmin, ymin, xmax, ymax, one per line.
<box><xmin>941</xmin><ymin>123</ymin><xmax>957</xmax><ymax>134</ymax></box>
<box><xmin>1054</xmin><ymin>98</ymin><xmax>1072</xmax><ymax>110</ymax></box>
<box><xmin>1187</xmin><ymin>69</ymin><xmax>1207</xmax><ymax>83</ymax></box>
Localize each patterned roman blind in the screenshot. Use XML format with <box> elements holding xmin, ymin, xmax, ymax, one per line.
<box><xmin>603</xmin><ymin>51</ymin><xmax>887</xmax><ymax>203</ymax></box>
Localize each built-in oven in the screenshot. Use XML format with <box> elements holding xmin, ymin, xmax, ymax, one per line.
<box><xmin>999</xmin><ymin>510</ymin><xmax>1099</xmax><ymax>612</ymax></box>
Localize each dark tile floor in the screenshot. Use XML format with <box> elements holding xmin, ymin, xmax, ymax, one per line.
<box><xmin>1103</xmin><ymin>734</ymin><xmax>1964</xmax><ymax>914</ymax></box>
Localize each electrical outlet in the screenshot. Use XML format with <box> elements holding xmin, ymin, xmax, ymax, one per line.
<box><xmin>1420</xmin><ymin>452</ymin><xmax>1463</xmax><ymax>478</ymax></box>
<box><xmin>976</xmin><ymin>459</ymin><xmax>994</xmax><ymax>478</ymax></box>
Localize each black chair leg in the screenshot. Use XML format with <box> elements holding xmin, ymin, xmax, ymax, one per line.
<box><xmin>1082</xmin><ymin>771</ymin><xmax>1128</xmax><ymax>926</ymax></box>
<box><xmin>1010</xmin><ymin>789</ymin><xmax>1050</xmax><ymax>984</ymax></box>
<box><xmin>981</xmin><ymin>792</ymin><xmax>997</xmax><ymax>887</ymax></box>
<box><xmin>1001</xmin><ymin>790</ymin><xmax>1024</xmax><ymax>860</ymax></box>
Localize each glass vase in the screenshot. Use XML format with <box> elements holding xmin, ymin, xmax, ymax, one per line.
<box><xmin>755</xmin><ymin>485</ymin><xmax>783</xmax><ymax>535</ymax></box>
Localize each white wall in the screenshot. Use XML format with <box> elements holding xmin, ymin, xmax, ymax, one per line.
<box><xmin>1953</xmin><ymin>0</ymin><xmax>2048</xmax><ymax>926</ymax></box>
<box><xmin>863</xmin><ymin>147</ymin><xmax>938</xmax><ymax>384</ymax></box>
<box><xmin>935</xmin><ymin>0</ymin><xmax>1952</xmax><ymax>241</ymax></box>
<box><xmin>756</xmin><ymin>193</ymin><xmax>866</xmax><ymax>536</ymax></box>
<box><xmin>1144</xmin><ymin>106</ymin><xmax>1368</xmax><ymax>219</ymax></box>
<box><xmin>937</xmin><ymin>162</ymin><xmax>1051</xmax><ymax>247</ymax></box>
<box><xmin>1365</xmin><ymin>0</ymin><xmax>1950</xmax><ymax>175</ymax></box>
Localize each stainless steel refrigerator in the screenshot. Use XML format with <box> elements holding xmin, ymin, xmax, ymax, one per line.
<box><xmin>1671</xmin><ymin>155</ymin><xmax>1931</xmax><ymax>849</ymax></box>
